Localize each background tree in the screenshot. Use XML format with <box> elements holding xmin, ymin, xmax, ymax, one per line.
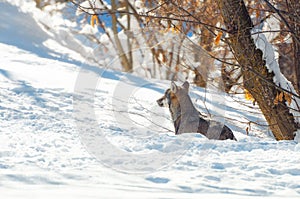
<box><xmin>72</xmin><ymin>0</ymin><xmax>223</xmax><ymax>82</ymax></box>
<box><xmin>216</xmin><ymin>0</ymin><xmax>298</xmax><ymax>140</ymax></box>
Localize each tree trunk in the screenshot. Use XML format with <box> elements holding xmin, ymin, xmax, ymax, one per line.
<box><xmin>194</xmin><ymin>27</ymin><xmax>212</xmax><ymax>88</ymax></box>
<box><xmin>287</xmin><ymin>0</ymin><xmax>300</xmax><ymax>95</ymax></box>
<box><xmin>125</xmin><ymin>1</ymin><xmax>133</xmax><ymax>73</ymax></box>
<box><xmin>216</xmin><ymin>0</ymin><xmax>297</xmax><ymax>140</ymax></box>
<box><xmin>111</xmin><ymin>0</ymin><xmax>132</xmax><ymax>72</ymax></box>
<box><xmin>276</xmin><ymin>2</ymin><xmax>294</xmax><ymax>92</ymax></box>
<box><xmin>34</xmin><ymin>0</ymin><xmax>41</xmax><ymax>8</ymax></box>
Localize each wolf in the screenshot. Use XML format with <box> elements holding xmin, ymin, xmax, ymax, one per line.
<box><xmin>157</xmin><ymin>81</ymin><xmax>236</xmax><ymax>140</ymax></box>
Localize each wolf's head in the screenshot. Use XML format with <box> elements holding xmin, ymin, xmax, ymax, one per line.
<box><xmin>156</xmin><ymin>88</ymin><xmax>175</xmax><ymax>107</ymax></box>
<box><xmin>156</xmin><ymin>81</ymin><xmax>191</xmax><ymax>108</ymax></box>
<box><xmin>156</xmin><ymin>82</ymin><xmax>183</xmax><ymax>127</ymax></box>
<box><xmin>156</xmin><ymin>81</ymin><xmax>189</xmax><ymax>107</ymax></box>
<box><xmin>156</xmin><ymin>81</ymin><xmax>192</xmax><ymax>127</ymax></box>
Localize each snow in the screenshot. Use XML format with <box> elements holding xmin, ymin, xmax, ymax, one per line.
<box><xmin>79</xmin><ymin>24</ymin><xmax>99</xmax><ymax>35</ymax></box>
<box><xmin>76</xmin><ymin>0</ymin><xmax>111</xmax><ymax>16</ymax></box>
<box><xmin>1</xmin><ymin>1</ymin><xmax>300</xmax><ymax>198</ymax></box>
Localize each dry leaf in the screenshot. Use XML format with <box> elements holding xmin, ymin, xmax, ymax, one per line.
<box><xmin>214</xmin><ymin>32</ymin><xmax>222</xmax><ymax>46</ymax></box>
<box><xmin>274</xmin><ymin>92</ymin><xmax>284</xmax><ymax>105</ymax></box>
<box><xmin>278</xmin><ymin>92</ymin><xmax>283</xmax><ymax>102</ymax></box>
<box><xmin>256</xmin><ymin>10</ymin><xmax>260</xmax><ymax>19</ymax></box>
<box><xmin>90</xmin><ymin>15</ymin><xmax>99</xmax><ymax>27</ymax></box>
<box><xmin>284</xmin><ymin>92</ymin><xmax>292</xmax><ymax>105</ymax></box>
<box><xmin>255</xmin><ymin>4</ymin><xmax>261</xmax><ymax>19</ymax></box>
<box><xmin>145</xmin><ymin>16</ymin><xmax>151</xmax><ymax>24</ymax></box>
<box><xmin>244</xmin><ymin>89</ymin><xmax>254</xmax><ymax>101</ymax></box>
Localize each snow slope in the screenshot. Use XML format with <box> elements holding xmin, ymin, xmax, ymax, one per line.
<box><xmin>1</xmin><ymin>1</ymin><xmax>300</xmax><ymax>198</ymax></box>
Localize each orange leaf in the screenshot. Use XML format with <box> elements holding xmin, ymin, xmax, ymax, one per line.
<box><xmin>284</xmin><ymin>92</ymin><xmax>292</xmax><ymax>105</ymax></box>
<box><xmin>244</xmin><ymin>89</ymin><xmax>254</xmax><ymax>101</ymax></box>
<box><xmin>90</xmin><ymin>15</ymin><xmax>99</xmax><ymax>27</ymax></box>
<box><xmin>256</xmin><ymin>10</ymin><xmax>260</xmax><ymax>19</ymax></box>
<box><xmin>145</xmin><ymin>16</ymin><xmax>151</xmax><ymax>24</ymax></box>
<box><xmin>274</xmin><ymin>92</ymin><xmax>283</xmax><ymax>105</ymax></box>
<box><xmin>279</xmin><ymin>92</ymin><xmax>284</xmax><ymax>102</ymax></box>
<box><xmin>256</xmin><ymin>4</ymin><xmax>261</xmax><ymax>20</ymax></box>
<box><xmin>214</xmin><ymin>32</ymin><xmax>222</xmax><ymax>46</ymax></box>
<box><xmin>170</xmin><ymin>27</ymin><xmax>180</xmax><ymax>33</ymax></box>
<box><xmin>280</xmin><ymin>35</ymin><xmax>285</xmax><ymax>43</ymax></box>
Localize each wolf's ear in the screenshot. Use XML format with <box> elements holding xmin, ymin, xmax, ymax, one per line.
<box><xmin>171</xmin><ymin>81</ymin><xmax>178</xmax><ymax>93</ymax></box>
<box><xmin>182</xmin><ymin>81</ymin><xmax>189</xmax><ymax>91</ymax></box>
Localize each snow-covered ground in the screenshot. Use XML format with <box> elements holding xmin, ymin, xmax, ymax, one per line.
<box><xmin>1</xmin><ymin>1</ymin><xmax>300</xmax><ymax>198</ymax></box>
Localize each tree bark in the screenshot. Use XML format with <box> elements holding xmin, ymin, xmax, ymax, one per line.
<box><xmin>287</xmin><ymin>0</ymin><xmax>300</xmax><ymax>95</ymax></box>
<box><xmin>194</xmin><ymin>27</ymin><xmax>212</xmax><ymax>88</ymax></box>
<box><xmin>111</xmin><ymin>0</ymin><xmax>132</xmax><ymax>72</ymax></box>
<box><xmin>216</xmin><ymin>0</ymin><xmax>297</xmax><ymax>140</ymax></box>
<box><xmin>276</xmin><ymin>2</ymin><xmax>294</xmax><ymax>93</ymax></box>
<box><xmin>34</xmin><ymin>0</ymin><xmax>41</xmax><ymax>8</ymax></box>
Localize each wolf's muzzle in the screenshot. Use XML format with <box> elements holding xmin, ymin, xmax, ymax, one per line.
<box><xmin>156</xmin><ymin>98</ymin><xmax>164</xmax><ymax>107</ymax></box>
